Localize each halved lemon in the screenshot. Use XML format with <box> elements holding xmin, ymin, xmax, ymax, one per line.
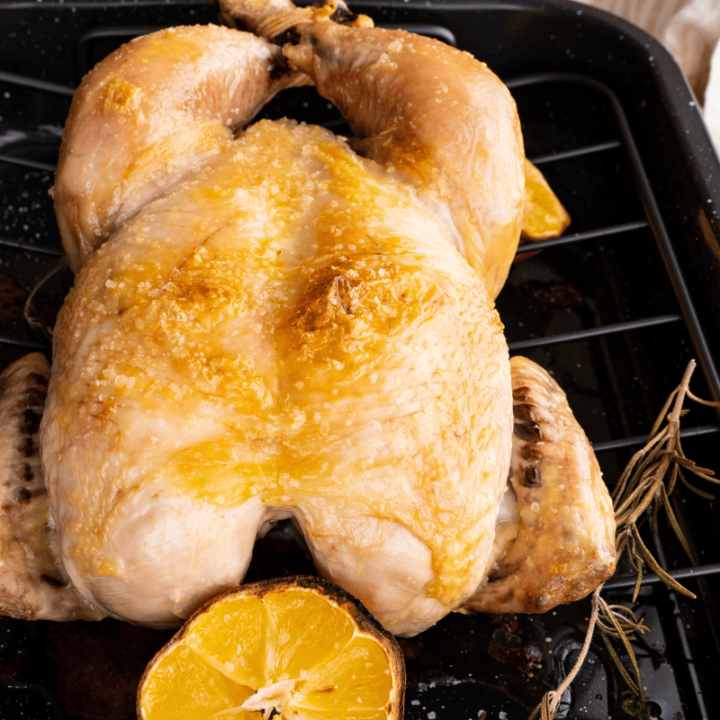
<box><xmin>137</xmin><ymin>576</ymin><xmax>405</xmax><ymax>720</ymax></box>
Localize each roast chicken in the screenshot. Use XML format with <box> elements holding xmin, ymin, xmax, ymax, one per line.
<box><xmin>0</xmin><ymin>0</ymin><xmax>616</xmax><ymax>637</ymax></box>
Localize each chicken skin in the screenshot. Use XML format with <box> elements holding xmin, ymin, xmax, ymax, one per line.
<box><xmin>0</xmin><ymin>354</ymin><xmax>98</xmax><ymax>620</ymax></box>
<box><xmin>465</xmin><ymin>356</ymin><xmax>616</xmax><ymax>614</ymax></box>
<box><xmin>44</xmin><ymin>117</ymin><xmax>513</xmax><ymax>634</ymax></box>
<box><xmin>0</xmin><ymin>1</ymin><xmax>615</xmax><ymax>637</ymax></box>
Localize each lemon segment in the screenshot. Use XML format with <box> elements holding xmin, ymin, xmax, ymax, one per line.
<box><xmin>263</xmin><ymin>586</ymin><xmax>356</xmax><ymax>680</ymax></box>
<box><xmin>185</xmin><ymin>594</ymin><xmax>269</xmax><ymax>690</ymax></box>
<box><xmin>139</xmin><ymin>643</ymin><xmax>256</xmax><ymax>719</ymax></box>
<box><xmin>293</xmin><ymin>635</ymin><xmax>395</xmax><ymax>712</ymax></box>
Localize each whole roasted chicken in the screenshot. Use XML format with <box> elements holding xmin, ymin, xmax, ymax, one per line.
<box><xmin>0</xmin><ymin>0</ymin><xmax>615</xmax><ymax>637</ymax></box>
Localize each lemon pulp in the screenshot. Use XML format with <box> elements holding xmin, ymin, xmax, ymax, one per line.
<box><xmin>521</xmin><ymin>159</ymin><xmax>571</xmax><ymax>240</ymax></box>
<box><xmin>138</xmin><ymin>579</ymin><xmax>404</xmax><ymax>720</ymax></box>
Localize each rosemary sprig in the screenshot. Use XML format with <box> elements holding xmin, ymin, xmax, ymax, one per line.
<box><xmin>614</xmin><ymin>360</ymin><xmax>718</xmax><ymax>599</ymax></box>
<box><xmin>530</xmin><ymin>359</ymin><xmax>720</xmax><ymax>720</ymax></box>
<box><xmin>528</xmin><ymin>587</ymin><xmax>602</xmax><ymax>720</ymax></box>
<box><xmin>597</xmin><ymin>597</ymin><xmax>648</xmax><ymax>699</ymax></box>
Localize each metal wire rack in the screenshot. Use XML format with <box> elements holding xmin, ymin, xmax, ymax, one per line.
<box><xmin>2</xmin><ymin>1</ymin><xmax>720</xmax><ymax>718</ymax></box>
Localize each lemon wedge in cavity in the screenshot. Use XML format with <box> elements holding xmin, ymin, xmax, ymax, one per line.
<box><xmin>137</xmin><ymin>576</ymin><xmax>405</xmax><ymax>720</ymax></box>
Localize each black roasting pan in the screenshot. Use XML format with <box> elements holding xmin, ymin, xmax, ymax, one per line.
<box><xmin>1</xmin><ymin>1</ymin><xmax>720</xmax><ymax>718</ymax></box>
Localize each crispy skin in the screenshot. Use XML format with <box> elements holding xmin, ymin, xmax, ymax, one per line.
<box><xmin>35</xmin><ymin>9</ymin><xmax>601</xmax><ymax>637</ymax></box>
<box><xmin>52</xmin><ymin>25</ymin><xmax>298</xmax><ymax>273</ymax></box>
<box><xmin>464</xmin><ymin>356</ymin><xmax>616</xmax><ymax>614</ymax></box>
<box><xmin>285</xmin><ymin>22</ymin><xmax>525</xmax><ymax>299</ymax></box>
<box><xmin>43</xmin><ymin>118</ymin><xmax>512</xmax><ymax>636</ymax></box>
<box><xmin>0</xmin><ymin>354</ymin><xmax>99</xmax><ymax>621</ymax></box>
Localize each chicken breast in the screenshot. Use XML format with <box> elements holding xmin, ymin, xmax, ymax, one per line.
<box><xmin>42</xmin><ymin>118</ymin><xmax>513</xmax><ymax>635</ymax></box>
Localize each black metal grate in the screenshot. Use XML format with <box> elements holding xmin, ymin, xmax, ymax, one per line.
<box><xmin>2</xmin><ymin>1</ymin><xmax>720</xmax><ymax>719</ymax></box>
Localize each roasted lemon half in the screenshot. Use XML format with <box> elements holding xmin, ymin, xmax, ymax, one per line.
<box><xmin>137</xmin><ymin>576</ymin><xmax>405</xmax><ymax>720</ymax></box>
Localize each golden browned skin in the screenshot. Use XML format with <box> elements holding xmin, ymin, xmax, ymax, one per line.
<box><xmin>43</xmin><ymin>112</ymin><xmax>512</xmax><ymax>635</ymax></box>
<box><xmin>52</xmin><ymin>25</ymin><xmax>300</xmax><ymax>273</ymax></box>
<box><xmin>38</xmin><ymin>7</ymin><xmax>530</xmax><ymax>636</ymax></box>
<box><xmin>464</xmin><ymin>356</ymin><xmax>617</xmax><ymax>614</ymax></box>
<box><xmin>0</xmin><ymin>354</ymin><xmax>99</xmax><ymax>621</ymax></box>
<box><xmin>284</xmin><ymin>21</ymin><xmax>525</xmax><ymax>299</ymax></box>
<box><xmin>0</xmin><ymin>2</ymin><xmax>612</xmax><ymax>638</ymax></box>
<box><xmin>213</xmin><ymin>0</ymin><xmax>374</xmax><ymax>38</ymax></box>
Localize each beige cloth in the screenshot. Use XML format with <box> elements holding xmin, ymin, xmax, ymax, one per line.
<box><xmin>576</xmin><ymin>0</ymin><xmax>720</xmax><ymax>148</ymax></box>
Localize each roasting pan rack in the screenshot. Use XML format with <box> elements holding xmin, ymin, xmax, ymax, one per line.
<box><xmin>2</xmin><ymin>0</ymin><xmax>720</xmax><ymax>718</ymax></box>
